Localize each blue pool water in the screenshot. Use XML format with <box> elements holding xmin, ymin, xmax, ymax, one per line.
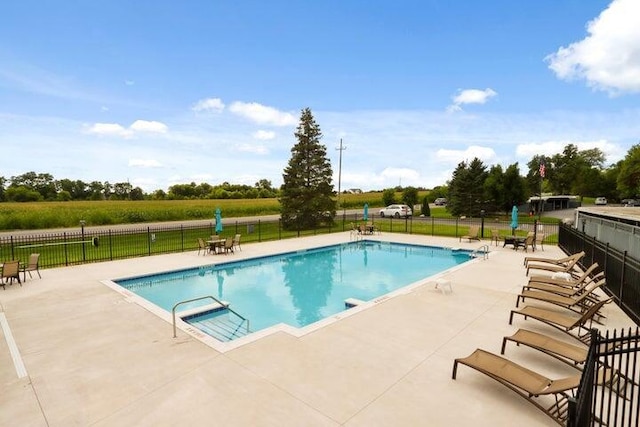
<box><xmin>116</xmin><ymin>241</ymin><xmax>472</xmax><ymax>338</ymax></box>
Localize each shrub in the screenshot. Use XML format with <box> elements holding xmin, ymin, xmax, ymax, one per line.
<box><xmin>382</xmin><ymin>188</ymin><xmax>396</xmax><ymax>206</ymax></box>
<box><xmin>421</xmin><ymin>196</ymin><xmax>431</xmax><ymax>217</ymax></box>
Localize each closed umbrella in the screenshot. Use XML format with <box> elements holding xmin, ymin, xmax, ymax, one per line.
<box><xmin>363</xmin><ymin>203</ymin><xmax>369</xmax><ymax>221</ymax></box>
<box><xmin>215</xmin><ymin>208</ymin><xmax>223</xmax><ymax>234</ymax></box>
<box><xmin>510</xmin><ymin>205</ymin><xmax>519</xmax><ymax>235</ymax></box>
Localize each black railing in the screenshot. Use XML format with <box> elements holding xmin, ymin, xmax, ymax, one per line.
<box><xmin>559</xmin><ymin>223</ymin><xmax>640</xmax><ymax>325</ymax></box>
<box><xmin>1</xmin><ymin>215</ymin><xmax>560</xmax><ymax>270</ymax></box>
<box><xmin>568</xmin><ymin>327</ymin><xmax>640</xmax><ymax>427</ymax></box>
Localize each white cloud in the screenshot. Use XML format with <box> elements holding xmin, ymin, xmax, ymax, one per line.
<box><xmin>124</xmin><ymin>80</ymin><xmax>135</xmax><ymax>86</ymax></box>
<box><xmin>253</xmin><ymin>130</ymin><xmax>276</xmax><ymax>140</ymax></box>
<box><xmin>192</xmin><ymin>97</ymin><xmax>225</xmax><ymax>112</ymax></box>
<box><xmin>86</xmin><ymin>123</ymin><xmax>132</xmax><ymax>138</ymax></box>
<box><xmin>229</xmin><ymin>101</ymin><xmax>296</xmax><ymax>126</ymax></box>
<box><xmin>234</xmin><ymin>143</ymin><xmax>269</xmax><ymax>155</ymax></box>
<box><xmin>546</xmin><ymin>0</ymin><xmax>640</xmax><ymax>94</ymax></box>
<box><xmin>130</xmin><ymin>120</ymin><xmax>168</xmax><ymax>133</ymax></box>
<box><xmin>436</xmin><ymin>146</ymin><xmax>498</xmax><ymax>164</ymax></box>
<box><xmin>86</xmin><ymin>120</ymin><xmax>168</xmax><ymax>138</ymax></box>
<box><xmin>128</xmin><ymin>159</ymin><xmax>163</xmax><ymax>168</ymax></box>
<box><xmin>447</xmin><ymin>88</ymin><xmax>497</xmax><ymax>112</ymax></box>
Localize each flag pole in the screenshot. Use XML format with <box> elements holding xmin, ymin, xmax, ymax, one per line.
<box><xmin>538</xmin><ymin>162</ymin><xmax>544</xmax><ymax>220</ymax></box>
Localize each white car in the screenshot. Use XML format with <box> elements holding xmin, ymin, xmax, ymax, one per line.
<box><xmin>434</xmin><ymin>198</ymin><xmax>447</xmax><ymax>206</ymax></box>
<box><xmin>595</xmin><ymin>197</ymin><xmax>607</xmax><ymax>206</ymax></box>
<box><xmin>379</xmin><ymin>204</ymin><xmax>412</xmax><ymax>218</ymax></box>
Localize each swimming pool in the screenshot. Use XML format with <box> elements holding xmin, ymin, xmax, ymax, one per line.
<box><xmin>115</xmin><ymin>241</ymin><xmax>473</xmax><ymax>341</ymax></box>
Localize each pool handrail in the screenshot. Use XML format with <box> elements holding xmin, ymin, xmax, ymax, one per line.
<box><xmin>471</xmin><ymin>245</ymin><xmax>489</xmax><ymax>260</ymax></box>
<box><xmin>172</xmin><ymin>295</ymin><xmax>250</xmax><ymax>338</ymax></box>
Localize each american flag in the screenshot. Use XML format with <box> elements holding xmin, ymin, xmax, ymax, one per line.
<box><xmin>539</xmin><ymin>162</ymin><xmax>546</xmax><ymax>178</ymax></box>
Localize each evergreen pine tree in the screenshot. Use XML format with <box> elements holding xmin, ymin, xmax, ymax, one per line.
<box><xmin>280</xmin><ymin>108</ymin><xmax>336</xmax><ymax>230</ymax></box>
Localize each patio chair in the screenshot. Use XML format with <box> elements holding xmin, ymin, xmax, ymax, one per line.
<box><xmin>515</xmin><ymin>278</ymin><xmax>607</xmax><ymax>322</ymax></box>
<box><xmin>523</xmin><ymin>270</ymin><xmax>604</xmax><ymax>298</ymax></box>
<box><xmin>197</xmin><ymin>238</ymin><xmax>209</xmax><ymax>255</ymax></box>
<box><xmin>452</xmin><ymin>348</ymin><xmax>582</xmax><ymax>425</ymax></box>
<box><xmin>534</xmin><ymin>232</ymin><xmax>545</xmax><ymax>251</ymax></box>
<box><xmin>501</xmin><ymin>329</ymin><xmax>636</xmax><ymax>398</ymax></box>
<box><xmin>523</xmin><ymin>251</ymin><xmax>584</xmax><ymax>268</ymax></box>
<box><xmin>1</xmin><ymin>260</ymin><xmax>22</xmax><ymax>288</ymax></box>
<box><xmin>223</xmin><ymin>237</ymin><xmax>234</xmax><ymax>254</ymax></box>
<box><xmin>490</xmin><ymin>228</ymin><xmax>501</xmax><ymax>246</ymax></box>
<box><xmin>525</xmin><ymin>252</ymin><xmax>584</xmax><ymax>276</ymax></box>
<box><xmin>459</xmin><ymin>225</ymin><xmax>480</xmax><ymax>242</ymax></box>
<box><xmin>501</xmin><ymin>329</ymin><xmax>587</xmax><ymax>367</ymax></box>
<box><xmin>526</xmin><ymin>263</ymin><xmax>600</xmax><ymax>292</ymax></box>
<box><xmin>22</xmin><ymin>253</ymin><xmax>41</xmax><ymax>279</ymax></box>
<box><xmin>515</xmin><ymin>233</ymin><xmax>535</xmax><ymax>252</ymax></box>
<box><xmin>232</xmin><ymin>234</ymin><xmax>242</xmax><ymax>251</ymax></box>
<box><xmin>518</xmin><ymin>274</ymin><xmax>605</xmax><ymax>304</ymax></box>
<box><xmin>349</xmin><ymin>223</ymin><xmax>359</xmax><ymax>239</ymax></box>
<box><xmin>508</xmin><ymin>297</ymin><xmax>612</xmax><ymax>344</ymax></box>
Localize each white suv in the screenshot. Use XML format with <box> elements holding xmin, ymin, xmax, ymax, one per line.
<box><xmin>595</xmin><ymin>197</ymin><xmax>607</xmax><ymax>206</ymax></box>
<box><xmin>379</xmin><ymin>204</ymin><xmax>412</xmax><ymax>218</ymax></box>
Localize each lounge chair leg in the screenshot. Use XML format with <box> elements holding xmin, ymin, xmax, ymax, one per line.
<box><xmin>500</xmin><ymin>337</ymin><xmax>508</xmax><ymax>354</ymax></box>
<box><xmin>509</xmin><ymin>311</ymin><xmax>515</xmax><ymax>325</ymax></box>
<box><xmin>452</xmin><ymin>360</ymin><xmax>459</xmax><ymax>379</ymax></box>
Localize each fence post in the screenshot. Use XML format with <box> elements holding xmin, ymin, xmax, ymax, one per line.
<box><xmin>108</xmin><ymin>230</ymin><xmax>113</xmax><ymax>261</ymax></box>
<box><xmin>258</xmin><ymin>220</ymin><xmax>262</xmax><ymax>242</ymax></box>
<box><xmin>620</xmin><ymin>250</ymin><xmax>627</xmax><ymax>303</ymax></box>
<box><xmin>180</xmin><ymin>225</ymin><xmax>184</xmax><ymax>252</ymax></box>
<box><xmin>147</xmin><ymin>227</ymin><xmax>152</xmax><ymax>256</ymax></box>
<box><xmin>63</xmin><ymin>232</ymin><xmax>69</xmax><ymax>266</ymax></box>
<box><xmin>566</xmin><ymin>397</ymin><xmax>577</xmax><ymax>427</ymax></box>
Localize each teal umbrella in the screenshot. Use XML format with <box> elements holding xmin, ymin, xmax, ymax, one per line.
<box><xmin>510</xmin><ymin>205</ymin><xmax>519</xmax><ymax>235</ymax></box>
<box><xmin>215</xmin><ymin>208</ymin><xmax>223</xmax><ymax>234</ymax></box>
<box><xmin>363</xmin><ymin>203</ymin><xmax>369</xmax><ymax>221</ymax></box>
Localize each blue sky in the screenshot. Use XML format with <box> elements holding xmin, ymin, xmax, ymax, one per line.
<box><xmin>1</xmin><ymin>0</ymin><xmax>639</xmax><ymax>193</ymax></box>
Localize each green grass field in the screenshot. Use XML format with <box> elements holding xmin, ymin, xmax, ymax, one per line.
<box><xmin>0</xmin><ymin>192</ymin><xmax>430</xmax><ymax>231</ymax></box>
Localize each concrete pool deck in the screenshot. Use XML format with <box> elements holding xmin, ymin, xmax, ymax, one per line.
<box><xmin>1</xmin><ymin>233</ymin><xmax>636</xmax><ymax>426</ymax></box>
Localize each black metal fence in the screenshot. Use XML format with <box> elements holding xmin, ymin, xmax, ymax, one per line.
<box><xmin>559</xmin><ymin>223</ymin><xmax>640</xmax><ymax>325</ymax></box>
<box><xmin>1</xmin><ymin>215</ymin><xmax>560</xmax><ymax>270</ymax></box>
<box><xmin>568</xmin><ymin>327</ymin><xmax>640</xmax><ymax>427</ymax></box>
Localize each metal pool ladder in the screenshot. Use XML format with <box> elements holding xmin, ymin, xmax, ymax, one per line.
<box><xmin>172</xmin><ymin>295</ymin><xmax>250</xmax><ymax>338</ymax></box>
<box><xmin>470</xmin><ymin>245</ymin><xmax>489</xmax><ymax>260</ymax></box>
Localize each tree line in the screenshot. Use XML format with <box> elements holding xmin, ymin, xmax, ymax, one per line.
<box><xmin>0</xmin><ymin>173</ymin><xmax>279</xmax><ymax>202</ymax></box>
<box><xmin>445</xmin><ymin>142</ymin><xmax>640</xmax><ymax>217</ymax></box>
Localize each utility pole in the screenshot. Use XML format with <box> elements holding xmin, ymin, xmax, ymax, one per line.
<box><xmin>336</xmin><ymin>138</ymin><xmax>346</xmax><ymax>208</ymax></box>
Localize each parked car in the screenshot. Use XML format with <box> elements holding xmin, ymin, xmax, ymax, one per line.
<box><xmin>434</xmin><ymin>198</ymin><xmax>447</xmax><ymax>206</ymax></box>
<box><xmin>622</xmin><ymin>199</ymin><xmax>638</xmax><ymax>207</ymax></box>
<box><xmin>595</xmin><ymin>197</ymin><xmax>607</xmax><ymax>205</ymax></box>
<box><xmin>379</xmin><ymin>204</ymin><xmax>412</xmax><ymax>218</ymax></box>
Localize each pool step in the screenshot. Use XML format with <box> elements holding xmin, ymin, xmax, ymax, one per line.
<box><xmin>187</xmin><ymin>310</ymin><xmax>251</xmax><ymax>342</ymax></box>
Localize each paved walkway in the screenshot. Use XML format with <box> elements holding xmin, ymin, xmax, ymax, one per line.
<box><xmin>1</xmin><ymin>233</ymin><xmax>636</xmax><ymax>426</ymax></box>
